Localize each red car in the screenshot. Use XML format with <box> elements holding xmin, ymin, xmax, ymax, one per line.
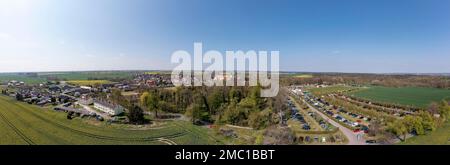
<box><xmin>353</xmin><ymin>129</ymin><xmax>360</xmax><ymax>133</ymax></box>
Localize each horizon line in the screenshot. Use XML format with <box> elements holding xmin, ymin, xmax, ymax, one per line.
<box><xmin>0</xmin><ymin>69</ymin><xmax>449</xmax><ymax>75</ymax></box>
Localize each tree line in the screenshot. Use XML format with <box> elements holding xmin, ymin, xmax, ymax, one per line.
<box><xmin>387</xmin><ymin>100</ymin><xmax>450</xmax><ymax>141</ymax></box>
<box><xmin>282</xmin><ymin>74</ymin><xmax>450</xmax><ymax>89</ymax></box>
<box><xmin>130</xmin><ymin>85</ymin><xmax>288</xmax><ymax>129</ymax></box>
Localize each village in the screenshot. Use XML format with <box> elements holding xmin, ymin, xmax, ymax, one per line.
<box><xmin>0</xmin><ymin>73</ymin><xmax>174</xmax><ymax>123</ymax></box>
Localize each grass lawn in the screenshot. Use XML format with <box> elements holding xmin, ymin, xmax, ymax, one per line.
<box><xmin>66</xmin><ymin>80</ymin><xmax>113</xmax><ymax>86</ymax></box>
<box><xmin>401</xmin><ymin>121</ymin><xmax>450</xmax><ymax>145</ymax></box>
<box><xmin>218</xmin><ymin>125</ymin><xmax>263</xmax><ymax>145</ymax></box>
<box><xmin>0</xmin><ymin>95</ymin><xmax>221</xmax><ymax>145</ymax></box>
<box><xmin>349</xmin><ymin>86</ymin><xmax>450</xmax><ymax>108</ymax></box>
<box><xmin>309</xmin><ymin>85</ymin><xmax>357</xmax><ymax>96</ymax></box>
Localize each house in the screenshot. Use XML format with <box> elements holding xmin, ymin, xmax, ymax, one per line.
<box><xmin>61</xmin><ymin>85</ymin><xmax>75</xmax><ymax>91</ymax></box>
<box><xmin>93</xmin><ymin>99</ymin><xmax>125</xmax><ymax>116</ymax></box>
<box><xmin>80</xmin><ymin>86</ymin><xmax>92</xmax><ymax>90</ymax></box>
<box><xmin>79</xmin><ymin>94</ymin><xmax>93</xmax><ymax>105</ymax></box>
<box><xmin>48</xmin><ymin>85</ymin><xmax>61</xmax><ymax>93</ymax></box>
<box><xmin>146</xmin><ymin>80</ymin><xmax>156</xmax><ymax>87</ymax></box>
<box><xmin>214</xmin><ymin>73</ymin><xmax>233</xmax><ymax>81</ymax></box>
<box><xmin>7</xmin><ymin>80</ymin><xmax>24</xmax><ymax>86</ymax></box>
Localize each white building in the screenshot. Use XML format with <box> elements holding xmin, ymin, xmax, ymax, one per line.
<box><xmin>80</xmin><ymin>86</ymin><xmax>92</xmax><ymax>90</ymax></box>
<box><xmin>93</xmin><ymin>100</ymin><xmax>124</xmax><ymax>116</ymax></box>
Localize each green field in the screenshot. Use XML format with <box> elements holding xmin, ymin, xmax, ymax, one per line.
<box><xmin>349</xmin><ymin>86</ymin><xmax>450</xmax><ymax>108</ymax></box>
<box><xmin>0</xmin><ymin>96</ymin><xmax>221</xmax><ymax>145</ymax></box>
<box><xmin>401</xmin><ymin>121</ymin><xmax>450</xmax><ymax>145</ymax></box>
<box><xmin>309</xmin><ymin>85</ymin><xmax>357</xmax><ymax>96</ymax></box>
<box><xmin>294</xmin><ymin>74</ymin><xmax>313</xmax><ymax>78</ymax></box>
<box><xmin>0</xmin><ymin>74</ymin><xmax>47</xmax><ymax>84</ymax></box>
<box><xmin>66</xmin><ymin>80</ymin><xmax>113</xmax><ymax>86</ymax></box>
<box><xmin>0</xmin><ymin>71</ymin><xmax>135</xmax><ymax>85</ymax></box>
<box><xmin>38</xmin><ymin>71</ymin><xmax>134</xmax><ymax>80</ymax></box>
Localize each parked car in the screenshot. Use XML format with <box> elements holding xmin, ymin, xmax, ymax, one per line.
<box><xmin>302</xmin><ymin>124</ymin><xmax>311</xmax><ymax>130</ymax></box>
<box><xmin>361</xmin><ymin>126</ymin><xmax>369</xmax><ymax>133</ymax></box>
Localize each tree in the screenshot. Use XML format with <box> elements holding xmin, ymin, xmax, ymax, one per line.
<box><xmin>185</xmin><ymin>90</ymin><xmax>210</xmax><ymax>124</ymax></box>
<box><xmin>127</xmin><ymin>105</ymin><xmax>146</xmax><ymax>124</ymax></box>
<box><xmin>249</xmin><ymin>84</ymin><xmax>264</xmax><ymax>109</ymax></box>
<box><xmin>174</xmin><ymin>87</ymin><xmax>193</xmax><ymax>112</ymax></box>
<box><xmin>192</xmin><ymin>91</ymin><xmax>210</xmax><ymax>122</ymax></box>
<box><xmin>248</xmin><ymin>109</ymin><xmax>271</xmax><ymax>129</ymax></box>
<box><xmin>207</xmin><ymin>88</ymin><xmax>226</xmax><ymax>115</ymax></box>
<box><xmin>403</xmin><ymin>115</ymin><xmax>425</xmax><ymax>135</ymax></box>
<box><xmin>427</xmin><ymin>102</ymin><xmax>440</xmax><ymax>115</ymax></box>
<box><xmin>15</xmin><ymin>93</ymin><xmax>24</xmax><ymax>101</ymax></box>
<box><xmin>111</xmin><ymin>89</ymin><xmax>123</xmax><ymax>103</ymax></box>
<box><xmin>388</xmin><ymin>120</ymin><xmax>408</xmax><ymax>141</ymax></box>
<box><xmin>368</xmin><ymin>120</ymin><xmax>383</xmax><ymax>137</ymax></box>
<box><xmin>185</xmin><ymin>103</ymin><xmax>202</xmax><ymax>124</ymax></box>
<box><xmin>229</xmin><ymin>87</ymin><xmax>242</xmax><ymax>102</ymax></box>
<box><xmin>158</xmin><ymin>100</ymin><xmax>176</xmax><ymax>113</ymax></box>
<box><xmin>418</xmin><ymin>111</ymin><xmax>436</xmax><ymax>131</ymax></box>
<box><xmin>111</xmin><ymin>89</ymin><xmax>131</xmax><ymax>108</ymax></box>
<box><xmin>140</xmin><ymin>92</ymin><xmax>160</xmax><ymax>118</ymax></box>
<box><xmin>438</xmin><ymin>100</ymin><xmax>450</xmax><ymax>121</ymax></box>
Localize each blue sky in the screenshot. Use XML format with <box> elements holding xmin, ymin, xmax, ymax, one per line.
<box><xmin>0</xmin><ymin>0</ymin><xmax>449</xmax><ymax>73</ymax></box>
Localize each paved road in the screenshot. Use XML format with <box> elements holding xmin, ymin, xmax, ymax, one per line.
<box><xmin>76</xmin><ymin>102</ymin><xmax>111</xmax><ymax>120</ymax></box>
<box><xmin>303</xmin><ymin>99</ymin><xmax>366</xmax><ymax>145</ymax></box>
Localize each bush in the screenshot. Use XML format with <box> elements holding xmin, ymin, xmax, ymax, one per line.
<box><xmin>127</xmin><ymin>105</ymin><xmax>146</xmax><ymax>124</ymax></box>
<box><xmin>248</xmin><ymin>109</ymin><xmax>272</xmax><ymax>129</ymax></box>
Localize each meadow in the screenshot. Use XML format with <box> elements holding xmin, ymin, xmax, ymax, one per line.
<box><xmin>0</xmin><ymin>74</ymin><xmax>47</xmax><ymax>84</ymax></box>
<box><xmin>308</xmin><ymin>85</ymin><xmax>357</xmax><ymax>96</ymax></box>
<box><xmin>38</xmin><ymin>71</ymin><xmax>134</xmax><ymax>80</ymax></box>
<box><xmin>66</xmin><ymin>80</ymin><xmax>113</xmax><ymax>86</ymax></box>
<box><xmin>349</xmin><ymin>86</ymin><xmax>450</xmax><ymax>108</ymax></box>
<box><xmin>294</xmin><ymin>74</ymin><xmax>313</xmax><ymax>78</ymax></box>
<box><xmin>0</xmin><ymin>71</ymin><xmax>135</xmax><ymax>85</ymax></box>
<box><xmin>0</xmin><ymin>96</ymin><xmax>221</xmax><ymax>145</ymax></box>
